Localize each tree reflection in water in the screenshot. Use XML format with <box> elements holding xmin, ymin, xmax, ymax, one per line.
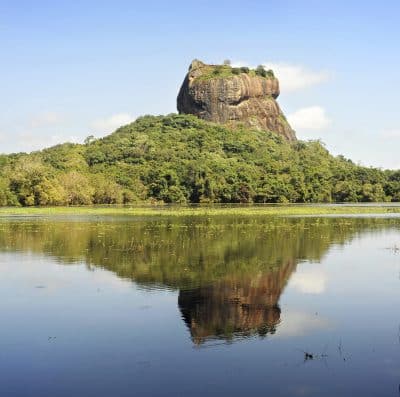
<box><xmin>0</xmin><ymin>215</ymin><xmax>398</xmax><ymax>344</ymax></box>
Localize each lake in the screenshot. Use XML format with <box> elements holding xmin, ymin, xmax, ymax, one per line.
<box><xmin>0</xmin><ymin>214</ymin><xmax>399</xmax><ymax>396</ymax></box>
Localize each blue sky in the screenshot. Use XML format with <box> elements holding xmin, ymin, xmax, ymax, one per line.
<box><xmin>1</xmin><ymin>1</ymin><xmax>399</xmax><ymax>168</ymax></box>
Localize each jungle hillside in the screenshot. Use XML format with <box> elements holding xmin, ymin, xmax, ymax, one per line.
<box><xmin>0</xmin><ymin>114</ymin><xmax>399</xmax><ymax>206</ymax></box>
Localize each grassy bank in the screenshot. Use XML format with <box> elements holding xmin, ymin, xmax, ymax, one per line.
<box><xmin>0</xmin><ymin>204</ymin><xmax>400</xmax><ymax>218</ymax></box>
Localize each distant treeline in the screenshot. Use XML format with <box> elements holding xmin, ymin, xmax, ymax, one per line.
<box><xmin>0</xmin><ymin>114</ymin><xmax>399</xmax><ymax>206</ymax></box>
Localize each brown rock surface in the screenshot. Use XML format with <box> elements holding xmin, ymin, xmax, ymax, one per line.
<box><xmin>177</xmin><ymin>60</ymin><xmax>296</xmax><ymax>141</ymax></box>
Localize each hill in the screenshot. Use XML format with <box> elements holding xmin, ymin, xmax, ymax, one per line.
<box><xmin>0</xmin><ymin>114</ymin><xmax>399</xmax><ymax>206</ymax></box>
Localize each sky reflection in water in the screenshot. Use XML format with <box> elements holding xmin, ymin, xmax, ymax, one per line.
<box><xmin>0</xmin><ymin>216</ymin><xmax>399</xmax><ymax>396</ymax></box>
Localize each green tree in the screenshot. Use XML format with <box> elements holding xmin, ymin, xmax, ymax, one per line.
<box><xmin>91</xmin><ymin>174</ymin><xmax>124</xmax><ymax>204</ymax></box>
<box><xmin>59</xmin><ymin>172</ymin><xmax>94</xmax><ymax>205</ymax></box>
<box><xmin>255</xmin><ymin>65</ymin><xmax>267</xmax><ymax>77</ymax></box>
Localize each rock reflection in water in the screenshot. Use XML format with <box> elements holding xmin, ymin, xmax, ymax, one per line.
<box><xmin>1</xmin><ymin>216</ymin><xmax>399</xmax><ymax>346</ymax></box>
<box><xmin>179</xmin><ymin>260</ymin><xmax>296</xmax><ymax>344</ymax></box>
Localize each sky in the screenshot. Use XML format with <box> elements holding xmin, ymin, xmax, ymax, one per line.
<box><xmin>1</xmin><ymin>0</ymin><xmax>400</xmax><ymax>169</ymax></box>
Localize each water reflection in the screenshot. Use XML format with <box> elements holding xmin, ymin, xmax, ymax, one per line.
<box><xmin>0</xmin><ymin>216</ymin><xmax>399</xmax><ymax>344</ymax></box>
<box><xmin>179</xmin><ymin>260</ymin><xmax>296</xmax><ymax>344</ymax></box>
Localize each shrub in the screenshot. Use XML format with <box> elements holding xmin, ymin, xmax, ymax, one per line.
<box><xmin>255</xmin><ymin>65</ymin><xmax>267</xmax><ymax>77</ymax></box>
<box><xmin>212</xmin><ymin>67</ymin><xmax>221</xmax><ymax>76</ymax></box>
<box><xmin>266</xmin><ymin>69</ymin><xmax>275</xmax><ymax>78</ymax></box>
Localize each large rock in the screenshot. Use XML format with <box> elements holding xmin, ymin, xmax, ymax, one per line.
<box><xmin>177</xmin><ymin>60</ymin><xmax>296</xmax><ymax>141</ymax></box>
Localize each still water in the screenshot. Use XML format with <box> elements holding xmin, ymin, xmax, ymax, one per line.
<box><xmin>0</xmin><ymin>215</ymin><xmax>399</xmax><ymax>396</ymax></box>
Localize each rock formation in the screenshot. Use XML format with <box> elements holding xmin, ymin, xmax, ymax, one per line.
<box><xmin>177</xmin><ymin>60</ymin><xmax>296</xmax><ymax>141</ymax></box>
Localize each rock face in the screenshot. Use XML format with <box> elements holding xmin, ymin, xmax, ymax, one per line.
<box><xmin>177</xmin><ymin>60</ymin><xmax>296</xmax><ymax>141</ymax></box>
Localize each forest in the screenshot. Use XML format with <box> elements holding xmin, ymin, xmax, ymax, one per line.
<box><xmin>0</xmin><ymin>113</ymin><xmax>399</xmax><ymax>206</ymax></box>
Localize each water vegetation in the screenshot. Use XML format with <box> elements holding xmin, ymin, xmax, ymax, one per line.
<box><xmin>0</xmin><ymin>204</ymin><xmax>400</xmax><ymax>217</ymax></box>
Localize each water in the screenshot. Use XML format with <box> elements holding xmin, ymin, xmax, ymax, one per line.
<box><xmin>0</xmin><ymin>215</ymin><xmax>399</xmax><ymax>396</ymax></box>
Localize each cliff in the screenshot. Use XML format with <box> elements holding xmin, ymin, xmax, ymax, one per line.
<box><xmin>177</xmin><ymin>60</ymin><xmax>296</xmax><ymax>141</ymax></box>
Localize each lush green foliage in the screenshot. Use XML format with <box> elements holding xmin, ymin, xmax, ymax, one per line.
<box><xmin>0</xmin><ymin>114</ymin><xmax>398</xmax><ymax>206</ymax></box>
<box><xmin>194</xmin><ymin>63</ymin><xmax>275</xmax><ymax>82</ymax></box>
<box><xmin>255</xmin><ymin>65</ymin><xmax>274</xmax><ymax>78</ymax></box>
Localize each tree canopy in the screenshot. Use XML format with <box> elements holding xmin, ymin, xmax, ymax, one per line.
<box><xmin>0</xmin><ymin>114</ymin><xmax>398</xmax><ymax>205</ymax></box>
